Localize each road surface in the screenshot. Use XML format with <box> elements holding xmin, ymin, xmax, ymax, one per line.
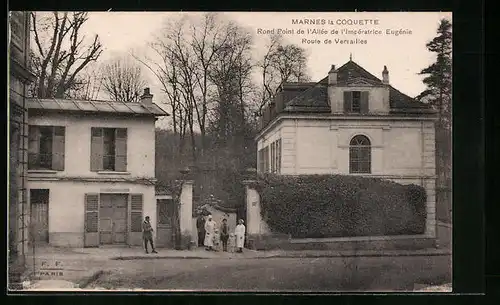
<box><xmin>87</xmin><ymin>255</ymin><xmax>451</xmax><ymax>292</ymax></box>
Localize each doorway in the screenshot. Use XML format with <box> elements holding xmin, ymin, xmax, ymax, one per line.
<box><xmin>30</xmin><ymin>189</ymin><xmax>49</xmax><ymax>244</ymax></box>
<box><xmin>99</xmin><ymin>194</ymin><xmax>128</xmax><ymax>245</ymax></box>
<box><xmin>156</xmin><ymin>198</ymin><xmax>175</xmax><ymax>248</ymax></box>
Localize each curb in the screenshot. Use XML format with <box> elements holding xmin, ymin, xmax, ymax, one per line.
<box><xmin>261</xmin><ymin>251</ymin><xmax>451</xmax><ymax>259</ymax></box>
<box><xmin>109</xmin><ymin>250</ymin><xmax>450</xmax><ymax>260</ymax></box>
<box><xmin>77</xmin><ymin>270</ymin><xmax>105</xmax><ymax>289</ymax></box>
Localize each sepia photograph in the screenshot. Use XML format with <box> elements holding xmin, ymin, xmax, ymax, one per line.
<box><xmin>8</xmin><ymin>11</ymin><xmax>452</xmax><ymax>292</ymax></box>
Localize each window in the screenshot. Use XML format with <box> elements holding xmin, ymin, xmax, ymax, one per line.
<box><xmin>263</xmin><ymin>146</ymin><xmax>270</xmax><ymax>173</ymax></box>
<box><xmin>276</xmin><ymin>139</ymin><xmax>282</xmax><ymax>174</ymax></box>
<box><xmin>9</xmin><ymin>11</ymin><xmax>26</xmax><ymax>50</ymax></box>
<box><xmin>28</xmin><ymin>126</ymin><xmax>65</xmax><ymax>170</ymax></box>
<box><xmin>270</xmin><ymin>142</ymin><xmax>276</xmax><ymax>173</ymax></box>
<box><xmin>91</xmin><ymin>127</ymin><xmax>127</xmax><ymax>172</ymax></box>
<box><xmin>349</xmin><ymin>135</ymin><xmax>371</xmax><ymax>174</ymax></box>
<box><xmin>344</xmin><ymin>91</ymin><xmax>369</xmax><ymax>113</ymax></box>
<box><xmin>258</xmin><ymin>149</ymin><xmax>265</xmax><ymax>173</ymax></box>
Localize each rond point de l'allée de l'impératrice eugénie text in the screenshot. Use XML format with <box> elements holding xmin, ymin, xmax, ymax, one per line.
<box><xmin>256</xmin><ymin>18</ymin><xmax>413</xmax><ymax>45</ymax></box>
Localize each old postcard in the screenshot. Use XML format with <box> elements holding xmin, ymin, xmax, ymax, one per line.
<box><xmin>8</xmin><ymin>11</ymin><xmax>452</xmax><ymax>292</ymax></box>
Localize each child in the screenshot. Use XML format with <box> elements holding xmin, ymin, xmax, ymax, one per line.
<box><xmin>213</xmin><ymin>228</ymin><xmax>221</xmax><ymax>251</ymax></box>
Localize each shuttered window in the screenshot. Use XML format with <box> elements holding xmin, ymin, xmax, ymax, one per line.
<box><xmin>28</xmin><ymin>125</ymin><xmax>65</xmax><ymax>171</ymax></box>
<box><xmin>91</xmin><ymin>127</ymin><xmax>128</xmax><ymax>172</ymax></box>
<box><xmin>85</xmin><ymin>194</ymin><xmax>99</xmax><ymax>233</ymax></box>
<box><xmin>344</xmin><ymin>91</ymin><xmax>369</xmax><ymax>113</ymax></box>
<box><xmin>130</xmin><ymin>194</ymin><xmax>143</xmax><ymax>232</ymax></box>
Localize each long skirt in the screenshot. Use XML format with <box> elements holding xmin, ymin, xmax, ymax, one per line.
<box><xmin>204</xmin><ymin>232</ymin><xmax>214</xmax><ymax>247</ymax></box>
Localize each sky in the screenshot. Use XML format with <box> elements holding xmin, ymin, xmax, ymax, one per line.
<box><xmin>76</xmin><ymin>11</ymin><xmax>452</xmax><ymax>127</ymax></box>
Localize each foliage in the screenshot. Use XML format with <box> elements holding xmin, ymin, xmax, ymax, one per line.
<box><xmin>417</xmin><ymin>18</ymin><xmax>452</xmax><ymax>222</ymax></box>
<box><xmin>254</xmin><ymin>174</ymin><xmax>427</xmax><ymax>238</ymax></box>
<box><xmin>417</xmin><ymin>18</ymin><xmax>452</xmax><ymax>130</ymax></box>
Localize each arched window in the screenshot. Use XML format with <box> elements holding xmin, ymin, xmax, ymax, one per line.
<box><xmin>349</xmin><ymin>135</ymin><xmax>371</xmax><ymax>174</ymax></box>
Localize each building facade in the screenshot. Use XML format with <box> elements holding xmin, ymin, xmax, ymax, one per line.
<box><xmin>256</xmin><ymin>59</ymin><xmax>438</xmax><ymax>238</ymax></box>
<box><xmin>9</xmin><ymin>11</ymin><xmax>35</xmax><ymax>285</ymax></box>
<box><xmin>27</xmin><ymin>89</ymin><xmax>167</xmax><ymax>247</ymax></box>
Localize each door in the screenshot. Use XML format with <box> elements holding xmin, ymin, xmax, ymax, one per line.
<box><xmin>30</xmin><ymin>189</ymin><xmax>49</xmax><ymax>244</ymax></box>
<box><xmin>156</xmin><ymin>199</ymin><xmax>175</xmax><ymax>248</ymax></box>
<box><xmin>99</xmin><ymin>194</ymin><xmax>128</xmax><ymax>245</ymax></box>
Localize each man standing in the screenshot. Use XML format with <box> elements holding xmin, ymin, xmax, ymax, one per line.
<box><xmin>234</xmin><ymin>219</ymin><xmax>246</xmax><ymax>253</ymax></box>
<box><xmin>196</xmin><ymin>211</ymin><xmax>206</xmax><ymax>247</ymax></box>
<box><xmin>143</xmin><ymin>216</ymin><xmax>157</xmax><ymax>254</ymax></box>
<box><xmin>204</xmin><ymin>215</ymin><xmax>216</xmax><ymax>251</ymax></box>
<box><xmin>220</xmin><ymin>218</ymin><xmax>230</xmax><ymax>252</ymax></box>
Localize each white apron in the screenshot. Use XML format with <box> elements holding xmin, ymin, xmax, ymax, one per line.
<box><xmin>204</xmin><ymin>220</ymin><xmax>216</xmax><ymax>247</ymax></box>
<box><xmin>234</xmin><ymin>224</ymin><xmax>246</xmax><ymax>248</ymax></box>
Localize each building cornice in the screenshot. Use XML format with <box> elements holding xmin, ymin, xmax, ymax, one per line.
<box><xmin>256</xmin><ymin>113</ymin><xmax>438</xmax><ymax>141</ymax></box>
<box><xmin>27</xmin><ymin>174</ymin><xmax>157</xmax><ymax>185</ymax></box>
<box><xmin>9</xmin><ymin>58</ymin><xmax>36</xmax><ymax>83</ymax></box>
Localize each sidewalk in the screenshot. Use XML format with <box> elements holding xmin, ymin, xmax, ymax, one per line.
<box><xmin>22</xmin><ymin>245</ymin><xmax>450</xmax><ymax>290</ymax></box>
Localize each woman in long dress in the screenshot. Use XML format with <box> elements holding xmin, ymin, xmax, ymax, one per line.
<box><xmin>234</xmin><ymin>219</ymin><xmax>246</xmax><ymax>253</ymax></box>
<box><xmin>204</xmin><ymin>215</ymin><xmax>216</xmax><ymax>251</ymax></box>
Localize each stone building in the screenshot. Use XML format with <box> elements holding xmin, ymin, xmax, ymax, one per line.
<box><xmin>9</xmin><ymin>11</ymin><xmax>35</xmax><ymax>288</ymax></box>
<box><xmin>27</xmin><ymin>89</ymin><xmax>167</xmax><ymax>247</ymax></box>
<box><xmin>256</xmin><ymin>59</ymin><xmax>438</xmax><ymax>239</ymax></box>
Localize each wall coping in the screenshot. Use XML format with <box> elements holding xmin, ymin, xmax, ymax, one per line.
<box><xmin>289</xmin><ymin>234</ymin><xmax>431</xmax><ymax>244</ymax></box>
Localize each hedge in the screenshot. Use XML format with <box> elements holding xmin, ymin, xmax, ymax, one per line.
<box><xmin>254</xmin><ymin>174</ymin><xmax>427</xmax><ymax>238</ymax></box>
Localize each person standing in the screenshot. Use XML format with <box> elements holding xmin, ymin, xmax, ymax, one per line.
<box><xmin>204</xmin><ymin>215</ymin><xmax>217</xmax><ymax>251</ymax></box>
<box><xmin>220</xmin><ymin>218</ymin><xmax>230</xmax><ymax>252</ymax></box>
<box><xmin>142</xmin><ymin>216</ymin><xmax>157</xmax><ymax>254</ymax></box>
<box><xmin>234</xmin><ymin>219</ymin><xmax>246</xmax><ymax>253</ymax></box>
<box><xmin>196</xmin><ymin>211</ymin><xmax>206</xmax><ymax>247</ymax></box>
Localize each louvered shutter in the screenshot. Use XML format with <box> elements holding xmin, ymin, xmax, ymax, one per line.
<box><xmin>360</xmin><ymin>91</ymin><xmax>369</xmax><ymax>114</ymax></box>
<box><xmin>115</xmin><ymin>128</ymin><xmax>128</xmax><ymax>172</ymax></box>
<box><xmin>129</xmin><ymin>194</ymin><xmax>143</xmax><ymax>246</ymax></box>
<box><xmin>90</xmin><ymin>128</ymin><xmax>103</xmax><ymax>171</ymax></box>
<box><xmin>344</xmin><ymin>91</ymin><xmax>353</xmax><ymax>113</ymax></box>
<box><xmin>84</xmin><ymin>193</ymin><xmax>99</xmax><ymax>247</ymax></box>
<box><xmin>28</xmin><ymin>125</ymin><xmax>40</xmax><ymax>169</ymax></box>
<box><xmin>52</xmin><ymin>126</ymin><xmax>65</xmax><ymax>170</ymax></box>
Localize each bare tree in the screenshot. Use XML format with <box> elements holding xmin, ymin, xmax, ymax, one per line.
<box><xmin>65</xmin><ymin>64</ymin><xmax>103</xmax><ymax>100</ymax></box>
<box><xmin>257</xmin><ymin>34</ymin><xmax>310</xmax><ymax>114</ymax></box>
<box><xmin>100</xmin><ymin>55</ymin><xmax>147</xmax><ymax>103</ymax></box>
<box><xmin>30</xmin><ymin>12</ymin><xmax>103</xmax><ymax>98</ymax></box>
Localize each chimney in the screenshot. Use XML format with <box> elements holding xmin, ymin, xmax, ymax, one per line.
<box><xmin>328</xmin><ymin>64</ymin><xmax>337</xmax><ymax>85</ymax></box>
<box><xmin>140</xmin><ymin>87</ymin><xmax>153</xmax><ymax>105</ymax></box>
<box><xmin>382</xmin><ymin>66</ymin><xmax>389</xmax><ymax>84</ymax></box>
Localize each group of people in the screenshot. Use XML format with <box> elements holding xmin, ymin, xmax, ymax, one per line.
<box><xmin>141</xmin><ymin>214</ymin><xmax>246</xmax><ymax>254</ymax></box>
<box><xmin>197</xmin><ymin>213</ymin><xmax>246</xmax><ymax>253</ymax></box>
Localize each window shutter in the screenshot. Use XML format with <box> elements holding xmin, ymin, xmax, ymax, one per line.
<box><xmin>28</xmin><ymin>125</ymin><xmax>40</xmax><ymax>168</ymax></box>
<box><xmin>52</xmin><ymin>126</ymin><xmax>65</xmax><ymax>171</ymax></box>
<box><xmin>115</xmin><ymin>128</ymin><xmax>128</xmax><ymax>172</ymax></box>
<box><xmin>360</xmin><ymin>91</ymin><xmax>369</xmax><ymax>114</ymax></box>
<box><xmin>84</xmin><ymin>193</ymin><xmax>99</xmax><ymax>247</ymax></box>
<box><xmin>130</xmin><ymin>194</ymin><xmax>143</xmax><ymax>233</ymax></box>
<box><xmin>344</xmin><ymin>91</ymin><xmax>353</xmax><ymax>112</ymax></box>
<box><xmin>90</xmin><ymin>128</ymin><xmax>103</xmax><ymax>171</ymax></box>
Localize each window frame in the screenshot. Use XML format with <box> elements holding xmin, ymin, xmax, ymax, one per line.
<box><xmin>28</xmin><ymin>125</ymin><xmax>66</xmax><ymax>171</ymax></box>
<box><xmin>349</xmin><ymin>135</ymin><xmax>371</xmax><ymax>174</ymax></box>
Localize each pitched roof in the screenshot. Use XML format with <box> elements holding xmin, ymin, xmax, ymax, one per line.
<box><xmin>27</xmin><ymin>98</ymin><xmax>169</xmax><ymax>116</ymax></box>
<box><xmin>280</xmin><ymin>60</ymin><xmax>432</xmax><ymax>113</ymax></box>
